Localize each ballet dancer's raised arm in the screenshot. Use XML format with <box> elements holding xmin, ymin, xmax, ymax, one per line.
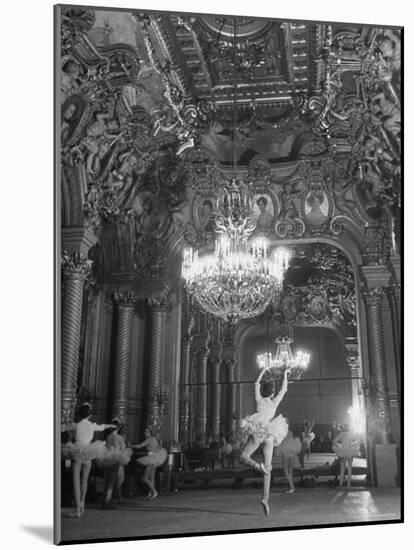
<box><xmin>271</xmin><ymin>369</ymin><xmax>291</xmax><ymax>409</ymax></box>
<box><xmin>254</xmin><ymin>366</ymin><xmax>267</xmax><ymax>402</ymax></box>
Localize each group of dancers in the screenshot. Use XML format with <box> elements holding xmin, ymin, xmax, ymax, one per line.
<box><xmin>61</xmin><ymin>404</ymin><xmax>166</xmax><ymax>518</ymax></box>
<box><xmin>61</xmin><ymin>366</ymin><xmax>360</xmax><ymax>519</ymax></box>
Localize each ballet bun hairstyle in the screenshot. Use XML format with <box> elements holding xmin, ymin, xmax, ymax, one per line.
<box><xmin>79</xmin><ymin>402</ymin><xmax>92</xmax><ymax>419</ymax></box>
<box><xmin>261</xmin><ymin>380</ymin><xmax>274</xmax><ymax>397</ymax></box>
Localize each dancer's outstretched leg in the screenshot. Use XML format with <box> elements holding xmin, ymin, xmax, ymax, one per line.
<box><xmin>240</xmin><ymin>436</ymin><xmax>263</xmax><ymax>472</ymax></box>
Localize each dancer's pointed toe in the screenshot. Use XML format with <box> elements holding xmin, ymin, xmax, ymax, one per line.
<box><xmin>261</xmin><ymin>499</ymin><xmax>270</xmax><ymax>516</ymax></box>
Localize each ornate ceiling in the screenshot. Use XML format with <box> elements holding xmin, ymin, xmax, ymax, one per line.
<box><xmin>60</xmin><ymin>7</ymin><xmax>401</xmax><ymax>282</ymax></box>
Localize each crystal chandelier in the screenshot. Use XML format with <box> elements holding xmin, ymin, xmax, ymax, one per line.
<box><xmin>257</xmin><ymin>335</ymin><xmax>310</xmax><ymax>380</ymax></box>
<box><xmin>182</xmin><ymin>180</ymin><xmax>290</xmax><ymax>324</ymax></box>
<box><xmin>181</xmin><ymin>19</ymin><xmax>290</xmax><ymax>324</ymax></box>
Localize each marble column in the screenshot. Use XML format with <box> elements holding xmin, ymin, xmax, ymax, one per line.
<box><xmin>363</xmin><ymin>287</ymin><xmax>393</xmax><ymax>444</ymax></box>
<box><xmin>111</xmin><ymin>291</ymin><xmax>135</xmax><ymax>424</ymax></box>
<box><xmin>147</xmin><ymin>297</ymin><xmax>168</xmax><ymax>429</ymax></box>
<box><xmin>195</xmin><ymin>347</ymin><xmax>209</xmax><ymax>442</ymax></box>
<box><xmin>179</xmin><ymin>335</ymin><xmax>192</xmax><ymax>447</ymax></box>
<box><xmin>211</xmin><ymin>358</ymin><xmax>222</xmax><ymax>440</ymax></box>
<box><xmin>61</xmin><ymin>253</ymin><xmax>92</xmax><ymax>424</ymax></box>
<box><xmin>226</xmin><ymin>359</ymin><xmax>237</xmax><ymax>436</ymax></box>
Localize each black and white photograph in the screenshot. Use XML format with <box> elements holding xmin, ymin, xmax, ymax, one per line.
<box><xmin>54</xmin><ymin>2</ymin><xmax>402</xmax><ymax>545</ymax></box>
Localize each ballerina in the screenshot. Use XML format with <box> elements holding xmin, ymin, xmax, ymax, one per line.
<box><xmin>240</xmin><ymin>367</ymin><xmax>290</xmax><ymax>516</ymax></box>
<box><xmin>301</xmin><ymin>419</ymin><xmax>315</xmax><ymax>466</ymax></box>
<box><xmin>129</xmin><ymin>427</ymin><xmax>167</xmax><ymax>501</ymax></box>
<box><xmin>97</xmin><ymin>419</ymin><xmax>132</xmax><ymax>509</ymax></box>
<box><xmin>332</xmin><ymin>423</ymin><xmax>360</xmax><ymax>489</ymax></box>
<box><xmin>278</xmin><ymin>426</ymin><xmax>303</xmax><ymax>494</ymax></box>
<box><xmin>61</xmin><ymin>403</ymin><xmax>116</xmax><ymax>518</ymax></box>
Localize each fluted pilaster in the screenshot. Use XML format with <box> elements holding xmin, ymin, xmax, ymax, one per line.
<box><xmin>364</xmin><ymin>287</ymin><xmax>393</xmax><ymax>443</ymax></box>
<box><xmin>195</xmin><ymin>347</ymin><xmax>209</xmax><ymax>441</ymax></box>
<box><xmin>61</xmin><ymin>252</ymin><xmax>92</xmax><ymax>424</ymax></box>
<box><xmin>226</xmin><ymin>359</ymin><xmax>237</xmax><ymax>435</ymax></box>
<box><xmin>211</xmin><ymin>358</ymin><xmax>222</xmax><ymax>440</ymax></box>
<box><xmin>112</xmin><ymin>291</ymin><xmax>135</xmax><ymax>424</ymax></box>
<box><xmin>179</xmin><ymin>335</ymin><xmax>193</xmax><ymax>446</ymax></box>
<box><xmin>345</xmin><ymin>341</ymin><xmax>361</xmax><ymax>410</ymax></box>
<box><xmin>147</xmin><ymin>297</ymin><xmax>168</xmax><ymax>429</ymax></box>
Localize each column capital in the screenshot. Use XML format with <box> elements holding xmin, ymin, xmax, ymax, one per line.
<box><xmin>360</xmin><ymin>265</ymin><xmax>392</xmax><ymax>289</ymax></box>
<box><xmin>363</xmin><ymin>286</ymin><xmax>385</xmax><ymax>307</ymax></box>
<box><xmin>198</xmin><ymin>347</ymin><xmax>210</xmax><ymax>360</ymax></box>
<box><xmin>148</xmin><ymin>295</ymin><xmax>170</xmax><ymax>312</ymax></box>
<box><xmin>182</xmin><ymin>334</ymin><xmax>193</xmax><ymax>347</ymax></box>
<box><xmin>61</xmin><ymin>226</ymin><xmax>98</xmax><ymax>257</ymax></box>
<box><xmin>61</xmin><ymin>250</ymin><xmax>92</xmax><ymax>281</ymax></box>
<box><xmin>111</xmin><ymin>290</ymin><xmax>137</xmax><ymax>309</ymax></box>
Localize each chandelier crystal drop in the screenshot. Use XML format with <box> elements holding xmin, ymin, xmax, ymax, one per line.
<box><xmin>182</xmin><ymin>179</ymin><xmax>290</xmax><ymax>324</ymax></box>
<box><xmin>257</xmin><ymin>336</ymin><xmax>310</xmax><ymax>379</ymax></box>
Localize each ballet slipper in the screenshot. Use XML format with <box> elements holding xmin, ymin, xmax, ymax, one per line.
<box><xmin>261</xmin><ymin>499</ymin><xmax>270</xmax><ymax>516</ymax></box>
<box><xmin>285</xmin><ymin>489</ymin><xmax>295</xmax><ymax>494</ymax></box>
<box><xmin>259</xmin><ymin>463</ymin><xmax>270</xmax><ymax>475</ymax></box>
<box><xmin>69</xmin><ymin>508</ymin><xmax>82</xmax><ymax>518</ymax></box>
<box><xmin>149</xmin><ymin>490</ymin><xmax>158</xmax><ymax>501</ymax></box>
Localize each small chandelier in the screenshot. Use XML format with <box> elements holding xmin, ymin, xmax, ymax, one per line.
<box><xmin>182</xmin><ymin>180</ymin><xmax>289</xmax><ymax>323</ymax></box>
<box><xmin>257</xmin><ymin>335</ymin><xmax>310</xmax><ymax>380</ymax></box>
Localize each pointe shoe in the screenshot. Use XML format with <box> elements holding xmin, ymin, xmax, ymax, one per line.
<box><xmin>80</xmin><ymin>500</ymin><xmax>85</xmax><ymax>514</ymax></box>
<box><xmin>285</xmin><ymin>489</ymin><xmax>295</xmax><ymax>494</ymax></box>
<box><xmin>69</xmin><ymin>508</ymin><xmax>82</xmax><ymax>518</ymax></box>
<box><xmin>259</xmin><ymin>463</ymin><xmax>270</xmax><ymax>475</ymax></box>
<box><xmin>149</xmin><ymin>490</ymin><xmax>158</xmax><ymax>501</ymax></box>
<box><xmin>261</xmin><ymin>499</ymin><xmax>270</xmax><ymax>517</ymax></box>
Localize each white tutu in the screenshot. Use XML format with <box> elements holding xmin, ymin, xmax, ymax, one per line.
<box><xmin>61</xmin><ymin>440</ymin><xmax>106</xmax><ymax>464</ymax></box>
<box><xmin>278</xmin><ymin>432</ymin><xmax>302</xmax><ymax>457</ymax></box>
<box><xmin>302</xmin><ymin>432</ymin><xmax>315</xmax><ymax>450</ymax></box>
<box><xmin>137</xmin><ymin>448</ymin><xmax>167</xmax><ymax>467</ymax></box>
<box><xmin>333</xmin><ymin>440</ymin><xmax>360</xmax><ymax>458</ymax></box>
<box><xmin>96</xmin><ymin>446</ymin><xmax>133</xmax><ymax>468</ymax></box>
<box><xmin>241</xmin><ymin>413</ymin><xmax>288</xmax><ymax>446</ymax></box>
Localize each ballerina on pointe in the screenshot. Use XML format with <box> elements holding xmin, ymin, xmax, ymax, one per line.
<box><xmin>240</xmin><ymin>366</ymin><xmax>291</xmax><ymax>516</ymax></box>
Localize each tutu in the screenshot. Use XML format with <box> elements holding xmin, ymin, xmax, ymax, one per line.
<box><xmin>333</xmin><ymin>440</ymin><xmax>360</xmax><ymax>458</ymax></box>
<box><xmin>302</xmin><ymin>432</ymin><xmax>315</xmax><ymax>450</ymax></box>
<box><xmin>96</xmin><ymin>446</ymin><xmax>133</xmax><ymax>468</ymax></box>
<box><xmin>219</xmin><ymin>443</ymin><xmax>233</xmax><ymax>457</ymax></box>
<box><xmin>137</xmin><ymin>448</ymin><xmax>167</xmax><ymax>467</ymax></box>
<box><xmin>61</xmin><ymin>440</ymin><xmax>106</xmax><ymax>464</ymax></box>
<box><xmin>241</xmin><ymin>413</ymin><xmax>288</xmax><ymax>446</ymax></box>
<box><xmin>278</xmin><ymin>432</ymin><xmax>302</xmax><ymax>457</ymax></box>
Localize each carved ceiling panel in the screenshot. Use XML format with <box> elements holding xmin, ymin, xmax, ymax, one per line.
<box><xmin>59</xmin><ymin>7</ymin><xmax>401</xmax><ymax>281</ymax></box>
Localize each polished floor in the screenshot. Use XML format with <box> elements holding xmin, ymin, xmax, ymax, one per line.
<box><xmin>60</xmin><ymin>486</ymin><xmax>401</xmax><ymax>543</ymax></box>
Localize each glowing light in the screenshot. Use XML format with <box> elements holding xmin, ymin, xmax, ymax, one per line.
<box><xmin>257</xmin><ymin>336</ymin><xmax>311</xmax><ymax>379</ymax></box>
<box><xmin>182</xmin><ymin>180</ymin><xmax>290</xmax><ymax>324</ymax></box>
